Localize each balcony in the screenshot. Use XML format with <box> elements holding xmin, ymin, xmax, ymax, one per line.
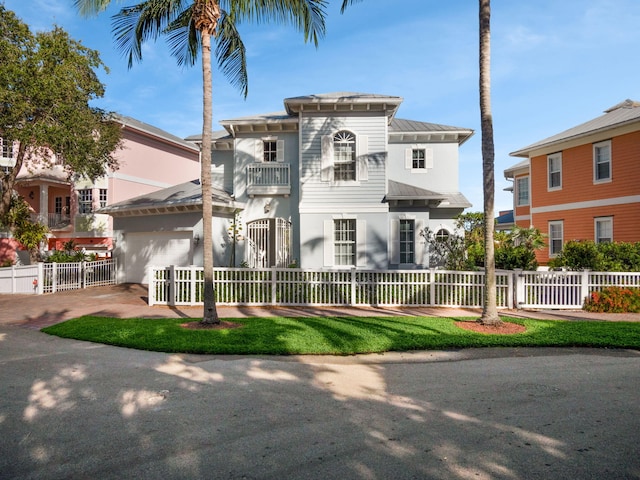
<box><xmin>247</xmin><ymin>163</ymin><xmax>290</xmax><ymax>197</ymax></box>
<box><xmin>30</xmin><ymin>213</ymin><xmax>71</xmax><ymax>230</ymax></box>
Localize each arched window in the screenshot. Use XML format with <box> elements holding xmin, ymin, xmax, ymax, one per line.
<box><xmin>333</xmin><ymin>131</ymin><xmax>356</xmax><ymax>181</ymax></box>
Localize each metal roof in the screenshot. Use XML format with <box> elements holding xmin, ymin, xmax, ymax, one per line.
<box><xmin>113</xmin><ymin>114</ymin><xmax>200</xmax><ymax>152</ymax></box>
<box><xmin>385</xmin><ymin>180</ymin><xmax>471</xmax><ymax>208</ymax></box>
<box><xmin>510</xmin><ymin>99</ymin><xmax>640</xmax><ymax>157</ymax></box>
<box><xmin>98</xmin><ymin>179</ymin><xmax>241</xmax><ymax>216</ymax></box>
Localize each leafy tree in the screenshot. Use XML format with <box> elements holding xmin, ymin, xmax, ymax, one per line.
<box><xmin>76</xmin><ymin>0</ymin><xmax>340</xmax><ymax>325</ymax></box>
<box><xmin>1</xmin><ymin>194</ymin><xmax>48</xmax><ymax>263</ymax></box>
<box><xmin>425</xmin><ymin>213</ymin><xmax>544</xmax><ymax>271</ymax></box>
<box><xmin>0</xmin><ymin>6</ymin><xmax>122</xmax><ymax>218</ymax></box>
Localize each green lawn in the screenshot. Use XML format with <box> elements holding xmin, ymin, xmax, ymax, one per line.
<box><xmin>41</xmin><ymin>315</ymin><xmax>640</xmax><ymax>355</ymax></box>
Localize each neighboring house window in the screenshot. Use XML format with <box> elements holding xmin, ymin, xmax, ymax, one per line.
<box><xmin>593</xmin><ymin>140</ymin><xmax>611</xmax><ymax>182</ymax></box>
<box><xmin>333</xmin><ymin>131</ymin><xmax>356</xmax><ymax>181</ymax></box>
<box><xmin>334</xmin><ymin>218</ymin><xmax>356</xmax><ymax>266</ymax></box>
<box><xmin>516</xmin><ymin>176</ymin><xmax>529</xmax><ymax>206</ymax></box>
<box><xmin>78</xmin><ymin>189</ymin><xmax>93</xmax><ymax>214</ymax></box>
<box><xmin>0</xmin><ymin>138</ymin><xmax>12</xmax><ymax>159</ymax></box>
<box><xmin>99</xmin><ymin>189</ymin><xmax>108</xmax><ymax>208</ymax></box>
<box><xmin>399</xmin><ymin>219</ymin><xmax>415</xmax><ymax>264</ymax></box>
<box><xmin>55</xmin><ymin>197</ymin><xmax>62</xmax><ymax>214</ymax></box>
<box><xmin>595</xmin><ymin>217</ymin><xmax>613</xmax><ymax>243</ymax></box>
<box><xmin>548</xmin><ymin>221</ymin><xmax>563</xmax><ymax>257</ymax></box>
<box><xmin>548</xmin><ymin>153</ymin><xmax>562</xmax><ymax>190</ymax></box>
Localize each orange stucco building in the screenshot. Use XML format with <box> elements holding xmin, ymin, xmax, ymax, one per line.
<box><xmin>505</xmin><ymin>99</ymin><xmax>640</xmax><ymax>265</ymax></box>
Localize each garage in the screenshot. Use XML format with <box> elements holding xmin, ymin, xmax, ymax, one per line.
<box><xmin>124</xmin><ymin>231</ymin><xmax>193</xmax><ymax>284</ymax></box>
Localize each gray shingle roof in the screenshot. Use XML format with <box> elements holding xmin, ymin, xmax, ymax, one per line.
<box><xmin>113</xmin><ymin>114</ymin><xmax>200</xmax><ymax>152</ymax></box>
<box><xmin>510</xmin><ymin>99</ymin><xmax>640</xmax><ymax>157</ymax></box>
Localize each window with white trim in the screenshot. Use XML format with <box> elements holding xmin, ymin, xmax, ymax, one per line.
<box><xmin>399</xmin><ymin>219</ymin><xmax>415</xmax><ymax>264</ymax></box>
<box><xmin>593</xmin><ymin>140</ymin><xmax>611</xmax><ymax>182</ymax></box>
<box><xmin>321</xmin><ymin>131</ymin><xmax>368</xmax><ymax>183</ymax></box>
<box><xmin>404</xmin><ymin>146</ymin><xmax>433</xmax><ymax>173</ymax></box>
<box><xmin>548</xmin><ymin>220</ymin><xmax>563</xmax><ymax>257</ymax></box>
<box><xmin>99</xmin><ymin>189</ymin><xmax>108</xmax><ymax>208</ymax></box>
<box><xmin>255</xmin><ymin>138</ymin><xmax>284</xmax><ymax>163</ymax></box>
<box><xmin>516</xmin><ymin>176</ymin><xmax>529</xmax><ymax>206</ymax></box>
<box><xmin>412</xmin><ymin>149</ymin><xmax>426</xmax><ymax>169</ymax></box>
<box><xmin>334</xmin><ymin>219</ymin><xmax>356</xmax><ymax>266</ymax></box>
<box><xmin>78</xmin><ymin>189</ymin><xmax>93</xmax><ymax>214</ymax></box>
<box><xmin>435</xmin><ymin>229</ymin><xmax>450</xmax><ymax>242</ymax></box>
<box><xmin>333</xmin><ymin>131</ymin><xmax>356</xmax><ymax>181</ymax></box>
<box><xmin>595</xmin><ymin>217</ymin><xmax>613</xmax><ymax>243</ymax></box>
<box><xmin>548</xmin><ymin>153</ymin><xmax>562</xmax><ymax>190</ymax></box>
<box><xmin>0</xmin><ymin>138</ymin><xmax>12</xmax><ymax>159</ymax></box>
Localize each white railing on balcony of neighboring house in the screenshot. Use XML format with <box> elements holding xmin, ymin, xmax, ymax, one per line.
<box><xmin>0</xmin><ymin>259</ymin><xmax>117</xmax><ymax>294</ymax></box>
<box><xmin>148</xmin><ymin>266</ymin><xmax>640</xmax><ymax>309</ymax></box>
<box><xmin>246</xmin><ymin>163</ymin><xmax>291</xmax><ymax>196</ymax></box>
<box><xmin>30</xmin><ymin>212</ymin><xmax>72</xmax><ymax>229</ymax></box>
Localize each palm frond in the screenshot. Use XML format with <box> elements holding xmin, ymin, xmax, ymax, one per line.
<box><xmin>165</xmin><ymin>7</ymin><xmax>201</xmax><ymax>67</ymax></box>
<box><xmin>74</xmin><ymin>0</ymin><xmax>115</xmax><ymax>17</ymax></box>
<box><xmin>111</xmin><ymin>0</ymin><xmax>189</xmax><ymax>68</ymax></box>
<box><xmin>227</xmin><ymin>0</ymin><xmax>327</xmax><ymax>47</ymax></box>
<box><xmin>215</xmin><ymin>10</ymin><xmax>248</xmax><ymax>98</ymax></box>
<box><xmin>339</xmin><ymin>0</ymin><xmax>363</xmax><ymax>14</ymax></box>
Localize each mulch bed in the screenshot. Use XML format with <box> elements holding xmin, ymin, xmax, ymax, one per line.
<box><xmin>455</xmin><ymin>320</ymin><xmax>527</xmax><ymax>335</ymax></box>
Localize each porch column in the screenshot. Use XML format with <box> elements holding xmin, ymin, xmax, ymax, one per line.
<box><xmin>39</xmin><ymin>184</ymin><xmax>49</xmax><ymax>226</ymax></box>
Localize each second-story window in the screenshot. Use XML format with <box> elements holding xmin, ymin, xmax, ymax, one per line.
<box><xmin>412</xmin><ymin>149</ymin><xmax>426</xmax><ymax>169</ymax></box>
<box><xmin>78</xmin><ymin>189</ymin><xmax>93</xmax><ymax>214</ymax></box>
<box><xmin>333</xmin><ymin>131</ymin><xmax>356</xmax><ymax>181</ymax></box>
<box><xmin>99</xmin><ymin>189</ymin><xmax>108</xmax><ymax>208</ymax></box>
<box><xmin>594</xmin><ymin>141</ymin><xmax>611</xmax><ymax>182</ymax></box>
<box><xmin>548</xmin><ymin>153</ymin><xmax>562</xmax><ymax>190</ymax></box>
<box><xmin>516</xmin><ymin>176</ymin><xmax>529</xmax><ymax>206</ymax></box>
<box><xmin>0</xmin><ymin>138</ymin><xmax>13</xmax><ymax>159</ymax></box>
<box><xmin>263</xmin><ymin>140</ymin><xmax>277</xmax><ymax>162</ymax></box>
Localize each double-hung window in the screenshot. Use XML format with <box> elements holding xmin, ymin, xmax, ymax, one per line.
<box><xmin>412</xmin><ymin>149</ymin><xmax>426</xmax><ymax>169</ymax></box>
<box><xmin>333</xmin><ymin>219</ymin><xmax>356</xmax><ymax>266</ymax></box>
<box><xmin>399</xmin><ymin>219</ymin><xmax>415</xmax><ymax>264</ymax></box>
<box><xmin>0</xmin><ymin>138</ymin><xmax>12</xmax><ymax>159</ymax></box>
<box><xmin>548</xmin><ymin>221</ymin><xmax>563</xmax><ymax>257</ymax></box>
<box><xmin>593</xmin><ymin>141</ymin><xmax>611</xmax><ymax>182</ymax></box>
<box><xmin>333</xmin><ymin>131</ymin><xmax>356</xmax><ymax>181</ymax></box>
<box><xmin>548</xmin><ymin>153</ymin><xmax>562</xmax><ymax>190</ymax></box>
<box><xmin>595</xmin><ymin>217</ymin><xmax>613</xmax><ymax>243</ymax></box>
<box><xmin>78</xmin><ymin>189</ymin><xmax>93</xmax><ymax>214</ymax></box>
<box><xmin>516</xmin><ymin>176</ymin><xmax>529</xmax><ymax>206</ymax></box>
<box><xmin>99</xmin><ymin>189</ymin><xmax>108</xmax><ymax>208</ymax></box>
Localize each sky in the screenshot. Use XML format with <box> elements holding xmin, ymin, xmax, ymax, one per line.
<box><xmin>3</xmin><ymin>0</ymin><xmax>640</xmax><ymax>213</ymax></box>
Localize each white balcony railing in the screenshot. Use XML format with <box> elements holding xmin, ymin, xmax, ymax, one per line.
<box><xmin>247</xmin><ymin>163</ymin><xmax>290</xmax><ymax>196</ymax></box>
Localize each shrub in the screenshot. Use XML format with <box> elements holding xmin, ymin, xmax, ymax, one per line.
<box><xmin>583</xmin><ymin>286</ymin><xmax>640</xmax><ymax>313</ymax></box>
<box><xmin>550</xmin><ymin>240</ymin><xmax>640</xmax><ymax>271</ymax></box>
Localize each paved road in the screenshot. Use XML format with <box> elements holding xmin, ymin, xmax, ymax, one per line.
<box><xmin>1</xmin><ymin>324</ymin><xmax>639</xmax><ymax>479</ymax></box>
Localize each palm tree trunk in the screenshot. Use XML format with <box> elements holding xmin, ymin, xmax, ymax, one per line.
<box><xmin>479</xmin><ymin>0</ymin><xmax>500</xmax><ymax>325</ymax></box>
<box><xmin>200</xmin><ymin>30</ymin><xmax>219</xmax><ymax>325</ymax></box>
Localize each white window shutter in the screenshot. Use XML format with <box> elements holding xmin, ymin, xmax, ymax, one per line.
<box><xmin>358</xmin><ymin>135</ymin><xmax>368</xmax><ymax>181</ymax></box>
<box><xmin>425</xmin><ymin>148</ymin><xmax>434</xmax><ymax>169</ymax></box>
<box><xmin>276</xmin><ymin>140</ymin><xmax>285</xmax><ymax>162</ymax></box>
<box><xmin>415</xmin><ymin>219</ymin><xmax>425</xmax><ymax>266</ymax></box>
<box><xmin>323</xmin><ymin>220</ymin><xmax>334</xmax><ymax>266</ymax></box>
<box><xmin>390</xmin><ymin>219</ymin><xmax>400</xmax><ymax>264</ymax></box>
<box><xmin>405</xmin><ymin>148</ymin><xmax>413</xmax><ymax>169</ymax></box>
<box><xmin>255</xmin><ymin>139</ymin><xmax>264</xmax><ymax>162</ymax></box>
<box><xmin>321</xmin><ymin>135</ymin><xmax>334</xmax><ymax>182</ymax></box>
<box><xmin>357</xmin><ymin>220</ymin><xmax>367</xmax><ymax>267</ymax></box>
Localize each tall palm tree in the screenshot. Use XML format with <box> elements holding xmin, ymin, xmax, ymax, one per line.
<box><xmin>478</xmin><ymin>0</ymin><xmax>500</xmax><ymax>325</ymax></box>
<box><xmin>75</xmin><ymin>0</ymin><xmax>330</xmax><ymax>324</ymax></box>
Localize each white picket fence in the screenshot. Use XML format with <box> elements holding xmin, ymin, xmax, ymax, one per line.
<box><xmin>0</xmin><ymin>259</ymin><xmax>117</xmax><ymax>294</ymax></box>
<box><xmin>147</xmin><ymin>266</ymin><xmax>636</xmax><ymax>309</ymax></box>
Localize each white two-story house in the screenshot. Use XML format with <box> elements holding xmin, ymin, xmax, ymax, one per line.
<box><xmin>103</xmin><ymin>93</ymin><xmax>473</xmax><ymax>283</ymax></box>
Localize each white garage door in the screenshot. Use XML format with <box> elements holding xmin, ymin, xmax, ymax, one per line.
<box><xmin>125</xmin><ymin>232</ymin><xmax>192</xmax><ymax>284</ymax></box>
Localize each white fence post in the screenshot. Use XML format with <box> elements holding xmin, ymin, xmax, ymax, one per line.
<box><xmin>581</xmin><ymin>270</ymin><xmax>591</xmax><ymax>306</ymax></box>
<box><xmin>169</xmin><ymin>265</ymin><xmax>176</xmax><ymax>307</ymax></box>
<box><xmin>37</xmin><ymin>262</ymin><xmax>44</xmax><ymax>294</ymax></box>
<box><xmin>350</xmin><ymin>267</ymin><xmax>357</xmax><ymax>306</ymax></box>
<box><xmin>190</xmin><ymin>265</ymin><xmax>197</xmax><ymax>305</ymax></box>
<box><xmin>514</xmin><ymin>269</ymin><xmax>524</xmax><ymax>310</ymax></box>
<box><xmin>429</xmin><ymin>269</ymin><xmax>436</xmax><ymax>307</ymax></box>
<box><xmin>271</xmin><ymin>268</ymin><xmax>277</xmax><ymax>305</ymax></box>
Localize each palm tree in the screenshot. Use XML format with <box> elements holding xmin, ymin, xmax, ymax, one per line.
<box><xmin>75</xmin><ymin>0</ymin><xmax>330</xmax><ymax>324</ymax></box>
<box><xmin>478</xmin><ymin>0</ymin><xmax>500</xmax><ymax>325</ymax></box>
